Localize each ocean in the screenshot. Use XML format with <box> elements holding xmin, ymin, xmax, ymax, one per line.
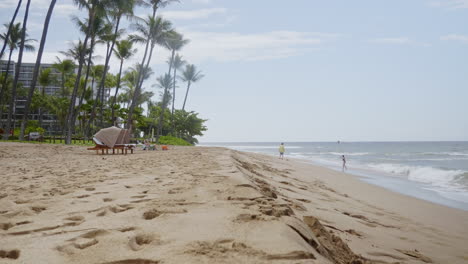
<box><xmin>200</xmin><ymin>141</ymin><xmax>468</xmax><ymax>210</ymax></box>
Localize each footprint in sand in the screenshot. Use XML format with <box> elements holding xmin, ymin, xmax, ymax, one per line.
<box><xmin>118</xmin><ymin>227</ymin><xmax>136</xmax><ymax>232</ymax></box>
<box><xmin>0</xmin><ymin>222</ymin><xmax>14</xmax><ymax>230</ymax></box>
<box><xmin>31</xmin><ymin>205</ymin><xmax>47</xmax><ymax>214</ymax></box>
<box><xmin>129</xmin><ymin>234</ymin><xmax>156</xmax><ymax>251</ymax></box>
<box><xmin>0</xmin><ymin>249</ymin><xmax>20</xmax><ymax>259</ymax></box>
<box><xmin>64</xmin><ymin>215</ymin><xmax>85</xmax><ymax>222</ymax></box>
<box><xmin>14</xmin><ymin>199</ymin><xmax>30</xmax><ymax>204</ymax></box>
<box><xmin>101</xmin><ymin>259</ymin><xmax>160</xmax><ymax>264</ymax></box>
<box><xmin>57</xmin><ymin>230</ymin><xmax>107</xmax><ymax>254</ymax></box>
<box><xmin>131</xmin><ymin>199</ymin><xmax>153</xmax><ymax>204</ymax></box>
<box><xmin>131</xmin><ymin>195</ymin><xmax>146</xmax><ymax>199</ymax></box>
<box><xmin>73</xmin><ymin>238</ymin><xmax>98</xmax><ymax>249</ymax></box>
<box><xmin>143</xmin><ymin>209</ymin><xmax>161</xmax><ymax>220</ymax></box>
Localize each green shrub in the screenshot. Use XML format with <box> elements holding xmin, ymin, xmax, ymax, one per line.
<box><xmin>25</xmin><ymin>126</ymin><xmax>45</xmax><ymax>135</ymax></box>
<box><xmin>158</xmin><ymin>136</ymin><xmax>192</xmax><ymax>146</ymax></box>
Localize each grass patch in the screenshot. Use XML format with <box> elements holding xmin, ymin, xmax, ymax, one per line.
<box><xmin>158</xmin><ymin>136</ymin><xmax>192</xmax><ymax>146</ymax></box>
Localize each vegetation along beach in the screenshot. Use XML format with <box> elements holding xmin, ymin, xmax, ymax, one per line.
<box><xmin>1</xmin><ymin>0</ymin><xmax>467</xmax><ymax>263</ymax></box>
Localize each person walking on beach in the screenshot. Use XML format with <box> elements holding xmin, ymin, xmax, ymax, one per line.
<box><xmin>279</xmin><ymin>143</ymin><xmax>285</xmax><ymax>160</ymax></box>
<box><xmin>342</xmin><ymin>155</ymin><xmax>347</xmax><ymax>172</ymax></box>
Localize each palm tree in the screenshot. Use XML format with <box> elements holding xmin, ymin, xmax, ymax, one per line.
<box><xmin>65</xmin><ymin>0</ymin><xmax>107</xmax><ymax>144</ymax></box>
<box><xmin>0</xmin><ymin>22</ymin><xmax>35</xmax><ymax>119</ymax></box>
<box><xmin>0</xmin><ymin>0</ymin><xmax>22</xmax><ymax>60</ymax></box>
<box><xmin>169</xmin><ymin>53</ymin><xmax>186</xmax><ymax>132</ymax></box>
<box><xmin>127</xmin><ymin>16</ymin><xmax>175</xmax><ymax>129</ymax></box>
<box><xmin>19</xmin><ymin>0</ymin><xmax>57</xmax><ymax>140</ymax></box>
<box><xmin>155</xmin><ymin>73</ymin><xmax>173</xmax><ymax>139</ymax></box>
<box><xmin>3</xmin><ymin>0</ymin><xmax>33</xmax><ymax>140</ymax></box>
<box><xmin>126</xmin><ymin>0</ymin><xmax>178</xmax><ymax>130</ymax></box>
<box><xmin>72</xmin><ymin>15</ymin><xmax>107</xmax><ymax>119</ymax></box>
<box><xmin>52</xmin><ymin>57</ymin><xmax>75</xmax><ymax>97</ymax></box>
<box><xmin>90</xmin><ymin>0</ymin><xmax>136</xmax><ymax>130</ymax></box>
<box><xmin>60</xmin><ymin>40</ymin><xmax>91</xmax><ymax>65</ymax></box>
<box><xmin>37</xmin><ymin>68</ymin><xmax>53</xmax><ymax>127</ymax></box>
<box><xmin>111</xmin><ymin>39</ymin><xmax>136</xmax><ymax>125</ymax></box>
<box><xmin>180</xmin><ymin>64</ymin><xmax>204</xmax><ymax>111</ymax></box>
<box><xmin>122</xmin><ymin>64</ymin><xmax>153</xmax><ymax>107</ymax></box>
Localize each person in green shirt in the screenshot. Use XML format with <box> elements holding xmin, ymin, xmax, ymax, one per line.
<box><xmin>279</xmin><ymin>143</ymin><xmax>285</xmax><ymax>159</ymax></box>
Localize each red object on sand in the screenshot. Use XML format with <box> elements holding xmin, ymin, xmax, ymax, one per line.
<box><xmin>162</xmin><ymin>145</ymin><xmax>169</xmax><ymax>151</ymax></box>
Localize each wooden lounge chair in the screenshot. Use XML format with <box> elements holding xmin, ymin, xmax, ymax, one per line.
<box><xmin>87</xmin><ymin>129</ymin><xmax>135</xmax><ymax>155</ymax></box>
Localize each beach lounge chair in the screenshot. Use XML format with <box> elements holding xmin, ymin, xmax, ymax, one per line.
<box><xmin>87</xmin><ymin>127</ymin><xmax>136</xmax><ymax>155</ymax></box>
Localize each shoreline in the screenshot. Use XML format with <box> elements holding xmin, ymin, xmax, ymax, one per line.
<box><xmin>1</xmin><ymin>142</ymin><xmax>467</xmax><ymax>263</ymax></box>
<box><xmin>201</xmin><ymin>144</ymin><xmax>468</xmax><ymax>211</ymax></box>
<box><xmin>292</xmin><ymin>156</ymin><xmax>468</xmax><ymax>211</ymax></box>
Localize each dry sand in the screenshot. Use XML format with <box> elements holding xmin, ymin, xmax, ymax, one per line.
<box><xmin>0</xmin><ymin>142</ymin><xmax>467</xmax><ymax>264</ymax></box>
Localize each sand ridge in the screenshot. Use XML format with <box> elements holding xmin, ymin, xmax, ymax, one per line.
<box><xmin>0</xmin><ymin>143</ymin><xmax>467</xmax><ymax>263</ymax></box>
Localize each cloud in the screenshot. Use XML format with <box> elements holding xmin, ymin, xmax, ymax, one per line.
<box><xmin>429</xmin><ymin>0</ymin><xmax>468</xmax><ymax>9</ymax></box>
<box><xmin>0</xmin><ymin>0</ymin><xmax>18</xmax><ymax>9</ymax></box>
<box><xmin>53</xmin><ymin>4</ymin><xmax>80</xmax><ymax>17</ymax></box>
<box><xmin>191</xmin><ymin>0</ymin><xmax>213</xmax><ymax>4</ymax></box>
<box><xmin>160</xmin><ymin>8</ymin><xmax>227</xmax><ymax>20</ymax></box>
<box><xmin>370</xmin><ymin>37</ymin><xmax>412</xmax><ymax>44</ymax></box>
<box><xmin>178</xmin><ymin>30</ymin><xmax>338</xmax><ymax>62</ymax></box>
<box><xmin>0</xmin><ymin>0</ymin><xmax>79</xmax><ymax>18</ymax></box>
<box><xmin>0</xmin><ymin>0</ymin><xmax>52</xmax><ymax>10</ymax></box>
<box><xmin>440</xmin><ymin>34</ymin><xmax>468</xmax><ymax>43</ymax></box>
<box><xmin>369</xmin><ymin>37</ymin><xmax>431</xmax><ymax>47</ymax></box>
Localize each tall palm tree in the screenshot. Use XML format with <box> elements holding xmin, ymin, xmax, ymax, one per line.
<box><xmin>111</xmin><ymin>39</ymin><xmax>136</xmax><ymax>124</ymax></box>
<box><xmin>60</xmin><ymin>40</ymin><xmax>93</xmax><ymax>65</ymax></box>
<box><xmin>126</xmin><ymin>0</ymin><xmax>178</xmax><ymax>130</ymax></box>
<box><xmin>122</xmin><ymin>64</ymin><xmax>153</xmax><ymax>107</ymax></box>
<box><xmin>65</xmin><ymin>0</ymin><xmax>107</xmax><ymax>144</ymax></box>
<box><xmin>72</xmin><ymin>15</ymin><xmax>107</xmax><ymax>120</ymax></box>
<box><xmin>155</xmin><ymin>73</ymin><xmax>173</xmax><ymax>139</ymax></box>
<box><xmin>127</xmin><ymin>16</ymin><xmax>174</xmax><ymax>129</ymax></box>
<box><xmin>91</xmin><ymin>0</ymin><xmax>136</xmax><ymax>130</ymax></box>
<box><xmin>0</xmin><ymin>23</ymin><xmax>35</xmax><ymax>118</ymax></box>
<box><xmin>3</xmin><ymin>0</ymin><xmax>33</xmax><ymax>140</ymax></box>
<box><xmin>37</xmin><ymin>68</ymin><xmax>53</xmax><ymax>127</ymax></box>
<box><xmin>19</xmin><ymin>0</ymin><xmax>57</xmax><ymax>140</ymax></box>
<box><xmin>180</xmin><ymin>64</ymin><xmax>204</xmax><ymax>111</ymax></box>
<box><xmin>52</xmin><ymin>57</ymin><xmax>75</xmax><ymax>97</ymax></box>
<box><xmin>0</xmin><ymin>0</ymin><xmax>22</xmax><ymax>60</ymax></box>
<box><xmin>169</xmin><ymin>53</ymin><xmax>186</xmax><ymax>132</ymax></box>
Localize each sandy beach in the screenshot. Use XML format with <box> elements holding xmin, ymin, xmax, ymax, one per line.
<box><xmin>0</xmin><ymin>142</ymin><xmax>467</xmax><ymax>264</ymax></box>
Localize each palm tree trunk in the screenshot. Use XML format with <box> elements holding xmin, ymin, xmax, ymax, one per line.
<box><xmin>127</xmin><ymin>41</ymin><xmax>155</xmax><ymax>131</ymax></box>
<box><xmin>76</xmin><ymin>37</ymin><xmax>96</xmax><ymax>129</ymax></box>
<box><xmin>0</xmin><ymin>49</ymin><xmax>14</xmax><ymax>127</ymax></box>
<box><xmin>61</xmin><ymin>71</ymin><xmax>65</xmax><ymax>97</ymax></box>
<box><xmin>156</xmin><ymin>86</ymin><xmax>168</xmax><ymax>141</ymax></box>
<box><xmin>87</xmin><ymin>15</ymin><xmax>121</xmax><ymax>134</ymax></box>
<box><xmin>170</xmin><ymin>66</ymin><xmax>177</xmax><ymax>134</ymax></box>
<box><xmin>154</xmin><ymin>50</ymin><xmax>175</xmax><ymax>140</ymax></box>
<box><xmin>19</xmin><ymin>0</ymin><xmax>57</xmax><ymax>141</ymax></box>
<box><xmin>182</xmin><ymin>81</ymin><xmax>191</xmax><ymax>111</ymax></box>
<box><xmin>0</xmin><ymin>0</ymin><xmax>22</xmax><ymax>60</ymax></box>
<box><xmin>38</xmin><ymin>86</ymin><xmax>45</xmax><ymax>127</ymax></box>
<box><xmin>65</xmin><ymin>7</ymin><xmax>95</xmax><ymax>144</ymax></box>
<box><xmin>3</xmin><ymin>0</ymin><xmax>31</xmax><ymax>140</ymax></box>
<box><xmin>127</xmin><ymin>7</ymin><xmax>158</xmax><ymax>131</ymax></box>
<box><xmin>111</xmin><ymin>58</ymin><xmax>124</xmax><ymax>125</ymax></box>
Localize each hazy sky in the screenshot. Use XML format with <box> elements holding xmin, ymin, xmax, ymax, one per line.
<box><xmin>1</xmin><ymin>0</ymin><xmax>467</xmax><ymax>142</ymax></box>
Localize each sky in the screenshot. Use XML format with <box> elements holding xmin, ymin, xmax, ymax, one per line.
<box><xmin>0</xmin><ymin>0</ymin><xmax>467</xmax><ymax>142</ymax></box>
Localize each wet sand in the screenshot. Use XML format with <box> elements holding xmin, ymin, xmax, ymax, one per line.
<box><xmin>0</xmin><ymin>142</ymin><xmax>467</xmax><ymax>263</ymax></box>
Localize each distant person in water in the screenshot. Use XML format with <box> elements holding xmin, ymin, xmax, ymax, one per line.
<box><xmin>279</xmin><ymin>143</ymin><xmax>285</xmax><ymax>160</ymax></box>
<box><xmin>342</xmin><ymin>155</ymin><xmax>347</xmax><ymax>171</ymax></box>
